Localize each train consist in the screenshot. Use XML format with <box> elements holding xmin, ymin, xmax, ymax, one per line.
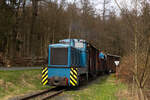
<box><xmin>42</xmin><ymin>39</ymin><xmax>120</xmax><ymax>86</ymax></box>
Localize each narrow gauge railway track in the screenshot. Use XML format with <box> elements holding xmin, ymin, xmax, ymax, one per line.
<box><xmin>18</xmin><ymin>87</ymin><xmax>66</xmax><ymax>100</ymax></box>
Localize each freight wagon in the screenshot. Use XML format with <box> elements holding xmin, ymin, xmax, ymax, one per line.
<box><xmin>106</xmin><ymin>54</ymin><xmax>120</xmax><ymax>73</ymax></box>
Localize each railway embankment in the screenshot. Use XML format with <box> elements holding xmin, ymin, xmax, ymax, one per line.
<box><xmin>0</xmin><ymin>70</ymin><xmax>128</xmax><ymax>100</ymax></box>
<box><xmin>52</xmin><ymin>75</ymin><xmax>128</xmax><ymax>100</ymax></box>
<box><xmin>0</xmin><ymin>69</ymin><xmax>49</xmax><ymax>100</ymax></box>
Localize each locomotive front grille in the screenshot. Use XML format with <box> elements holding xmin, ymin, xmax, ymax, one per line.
<box><xmin>50</xmin><ymin>48</ymin><xmax>68</xmax><ymax>65</ymax></box>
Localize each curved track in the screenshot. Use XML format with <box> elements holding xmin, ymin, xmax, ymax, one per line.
<box><xmin>18</xmin><ymin>87</ymin><xmax>66</xmax><ymax>100</ymax></box>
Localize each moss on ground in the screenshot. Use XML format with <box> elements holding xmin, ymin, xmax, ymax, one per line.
<box><xmin>64</xmin><ymin>74</ymin><xmax>127</xmax><ymax>100</ymax></box>
<box><xmin>0</xmin><ymin>69</ymin><xmax>50</xmax><ymax>100</ymax></box>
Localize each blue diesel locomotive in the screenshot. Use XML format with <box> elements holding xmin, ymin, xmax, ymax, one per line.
<box><xmin>42</xmin><ymin>39</ymin><xmax>105</xmax><ymax>86</ymax></box>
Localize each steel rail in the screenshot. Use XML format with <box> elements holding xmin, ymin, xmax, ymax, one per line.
<box><xmin>19</xmin><ymin>87</ymin><xmax>61</xmax><ymax>100</ymax></box>
<box><xmin>41</xmin><ymin>89</ymin><xmax>66</xmax><ymax>100</ymax></box>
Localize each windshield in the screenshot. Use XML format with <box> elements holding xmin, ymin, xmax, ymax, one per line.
<box><xmin>50</xmin><ymin>48</ymin><xmax>68</xmax><ymax>65</ymax></box>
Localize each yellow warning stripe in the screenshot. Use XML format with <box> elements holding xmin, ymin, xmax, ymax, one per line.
<box><xmin>42</xmin><ymin>70</ymin><xmax>48</xmax><ymax>78</ymax></box>
<box><xmin>70</xmin><ymin>71</ymin><xmax>77</xmax><ymax>79</ymax></box>
<box><xmin>70</xmin><ymin>67</ymin><xmax>78</xmax><ymax>86</ymax></box>
<box><xmin>76</xmin><ymin>68</ymin><xmax>78</xmax><ymax>71</ymax></box>
<box><xmin>42</xmin><ymin>75</ymin><xmax>48</xmax><ymax>82</ymax></box>
<box><xmin>70</xmin><ymin>76</ymin><xmax>77</xmax><ymax>84</ymax></box>
<box><xmin>42</xmin><ymin>67</ymin><xmax>48</xmax><ymax>85</ymax></box>
<box><xmin>42</xmin><ymin>68</ymin><xmax>46</xmax><ymax>73</ymax></box>
<box><xmin>72</xmin><ymin>69</ymin><xmax>77</xmax><ymax>75</ymax></box>
<box><xmin>71</xmin><ymin>68</ymin><xmax>74</xmax><ymax>71</ymax></box>
<box><xmin>71</xmin><ymin>68</ymin><xmax>77</xmax><ymax>74</ymax></box>
<box><xmin>43</xmin><ymin>80</ymin><xmax>48</xmax><ymax>85</ymax></box>
<box><xmin>70</xmin><ymin>80</ymin><xmax>75</xmax><ymax>86</ymax></box>
<box><xmin>42</xmin><ymin>68</ymin><xmax>48</xmax><ymax>73</ymax></box>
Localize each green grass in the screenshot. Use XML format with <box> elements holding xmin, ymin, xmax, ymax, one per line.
<box><xmin>0</xmin><ymin>70</ymin><xmax>127</xmax><ymax>100</ymax></box>
<box><xmin>65</xmin><ymin>74</ymin><xmax>127</xmax><ymax>100</ymax></box>
<box><xmin>0</xmin><ymin>69</ymin><xmax>50</xmax><ymax>100</ymax></box>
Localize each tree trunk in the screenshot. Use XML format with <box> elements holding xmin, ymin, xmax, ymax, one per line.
<box><xmin>30</xmin><ymin>0</ymin><xmax>38</xmax><ymax>57</ymax></box>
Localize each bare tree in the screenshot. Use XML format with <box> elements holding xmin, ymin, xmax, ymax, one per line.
<box><xmin>102</xmin><ymin>0</ymin><xmax>110</xmax><ymax>23</ymax></box>
<box><xmin>114</xmin><ymin>0</ymin><xmax>150</xmax><ymax>99</ymax></box>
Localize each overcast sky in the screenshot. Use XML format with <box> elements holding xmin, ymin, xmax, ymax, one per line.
<box><xmin>25</xmin><ymin>0</ymin><xmax>135</xmax><ymax>15</ymax></box>
<box><xmin>66</xmin><ymin>0</ymin><xmax>122</xmax><ymax>15</ymax></box>
<box><xmin>66</xmin><ymin>0</ymin><xmax>136</xmax><ymax>15</ymax></box>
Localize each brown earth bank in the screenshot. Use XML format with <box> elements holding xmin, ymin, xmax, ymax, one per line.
<box><xmin>117</xmin><ymin>54</ymin><xmax>150</xmax><ymax>100</ymax></box>
<box><xmin>0</xmin><ymin>57</ymin><xmax>47</xmax><ymax>67</ymax></box>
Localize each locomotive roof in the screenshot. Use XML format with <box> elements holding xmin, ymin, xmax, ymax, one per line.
<box><xmin>49</xmin><ymin>44</ymin><xmax>69</xmax><ymax>47</ymax></box>
<box><xmin>58</xmin><ymin>39</ymin><xmax>99</xmax><ymax>50</ymax></box>
<box><xmin>59</xmin><ymin>39</ymin><xmax>86</xmax><ymax>43</ymax></box>
<box><xmin>59</xmin><ymin>39</ymin><xmax>96</xmax><ymax>47</ymax></box>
